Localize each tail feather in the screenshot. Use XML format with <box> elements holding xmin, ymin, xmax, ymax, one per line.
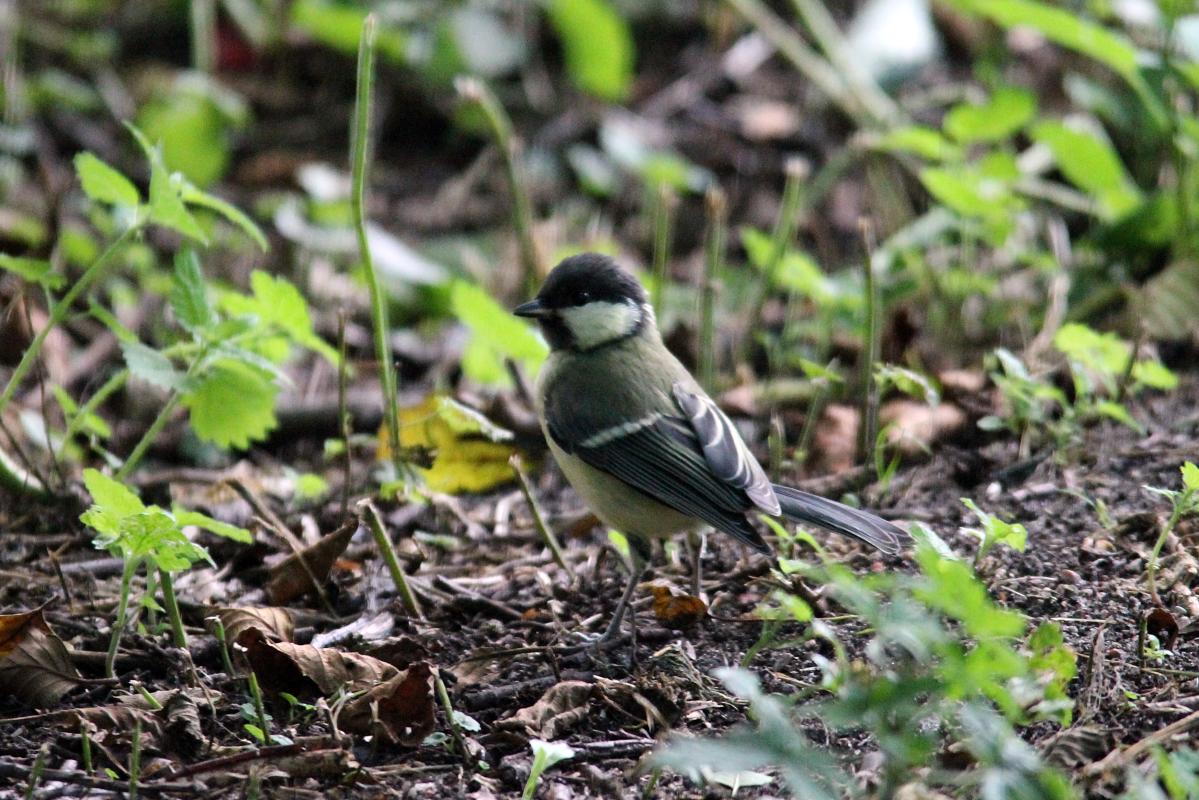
<box><xmin>771</xmin><ymin>484</ymin><xmax>906</xmax><ymax>555</ymax></box>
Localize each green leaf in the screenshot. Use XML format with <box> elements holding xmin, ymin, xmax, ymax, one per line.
<box><xmin>944</xmin><ymin>87</ymin><xmax>1036</xmax><ymax>143</ymax></box>
<box><xmin>0</xmin><ymin>254</ymin><xmax>64</xmax><ymax>290</ymax></box>
<box><xmin>74</xmin><ymin>152</ymin><xmax>140</xmax><ymax>207</ymax></box>
<box><xmin>1182</xmin><ymin>462</ymin><xmax>1199</xmax><ymax>492</ymax></box>
<box><xmin>121</xmin><ymin>341</ymin><xmax>188</xmax><ymax>391</ymax></box>
<box><xmin>126</xmin><ymin>123</ymin><xmax>208</xmax><ymax>244</ymax></box>
<box><xmin>875</xmin><ymin>125</ymin><xmax>963</xmax><ymax>161</ymax></box>
<box><xmin>290</xmin><ymin>0</ymin><xmax>407</xmax><ymax>63</ymax></box>
<box><xmin>944</xmin><ymin>0</ymin><xmax>1139</xmax><ymax>80</ymax></box>
<box><xmin>170</xmin><ymin>249</ymin><xmax>215</xmax><ymax>333</ymax></box>
<box><xmin>137</xmin><ymin>89</ymin><xmax>233</xmax><ymax>189</ymax></box>
<box><xmin>450</xmin><ymin>281</ymin><xmax>547</xmax><ymax>387</ymax></box>
<box><xmin>1053</xmin><ymin>323</ymin><xmax>1129</xmax><ymax>375</ymax></box>
<box><xmin>961</xmin><ymin>497</ymin><xmax>1029</xmax><ymax>559</ymax></box>
<box><xmin>180</xmin><ymin>182</ymin><xmax>269</xmax><ymax>252</ymax></box>
<box><xmin>1131</xmin><ymin>360</ymin><xmax>1178</xmax><ymax>391</ymax></box>
<box><xmin>1031</xmin><ymin>120</ymin><xmax>1140</xmax><ymax>218</ymax></box>
<box><xmin>82</xmin><ymin>468</ymin><xmax>146</xmax><ymax>517</ymax></box>
<box><xmin>545</xmin><ymin>0</ymin><xmax>634</xmax><ymax>102</ymax></box>
<box><xmin>220</xmin><ymin>271</ymin><xmax>337</xmax><ymax>364</ymax></box>
<box><xmin>1093</xmin><ymin>400</ymin><xmax>1142</xmax><ymax>432</ymax></box>
<box><xmin>184</xmin><ymin>360</ymin><xmax>279</xmax><ymax>449</ymax></box>
<box><xmin>172</xmin><ymin>507</ymin><xmax>253</xmax><ymax>543</ymax></box>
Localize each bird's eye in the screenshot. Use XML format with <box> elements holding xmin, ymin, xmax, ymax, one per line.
<box><xmin>577</xmin><ymin>291</ymin><xmax>591</xmax><ymax>303</ymax></box>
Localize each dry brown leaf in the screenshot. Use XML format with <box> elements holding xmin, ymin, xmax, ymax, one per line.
<box><xmin>265</xmin><ymin>523</ymin><xmax>355</xmax><ymax>604</ymax></box>
<box><xmin>650</xmin><ymin>586</ymin><xmax>707</xmax><ymax>630</ymax></box>
<box><xmin>812</xmin><ymin>404</ymin><xmax>859</xmax><ymax>474</ymax></box>
<box><xmin>498</xmin><ymin>680</ymin><xmax>592</xmax><ymax>739</ymax></box>
<box><xmin>340</xmin><ymin>661</ymin><xmax>437</xmax><ymax>745</ymax></box>
<box><xmin>880</xmin><ymin>400</ymin><xmax>967</xmax><ymax>457</ymax></box>
<box><xmin>244</xmin><ymin>633</ymin><xmax>398</xmax><ymax>696</ymax></box>
<box><xmin>0</xmin><ymin>607</ymin><xmax>84</xmax><ymax>707</ymax></box>
<box><xmin>210</xmin><ymin>606</ymin><xmax>294</xmax><ymax>649</ymax></box>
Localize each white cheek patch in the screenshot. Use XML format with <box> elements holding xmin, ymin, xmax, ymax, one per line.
<box><xmin>561</xmin><ymin>300</ymin><xmax>642</xmax><ymax>349</ymax></box>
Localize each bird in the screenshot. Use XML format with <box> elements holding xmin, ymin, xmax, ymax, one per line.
<box><xmin>514</xmin><ymin>252</ymin><xmax>907</xmax><ymax>642</ymax></box>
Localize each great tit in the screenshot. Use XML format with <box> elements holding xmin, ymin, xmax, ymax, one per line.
<box><xmin>515</xmin><ymin>253</ymin><xmax>906</xmax><ymax>641</ymax></box>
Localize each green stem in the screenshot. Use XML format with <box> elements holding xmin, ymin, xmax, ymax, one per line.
<box><xmin>455</xmin><ymin>76</ymin><xmax>543</xmax><ymax>295</ymax></box>
<box><xmin>106</xmin><ymin>557</ymin><xmax>138</xmax><ymax>679</ymax></box>
<box><xmin>159</xmin><ymin>569</ymin><xmax>187</xmax><ymax>648</ymax></box>
<box><xmin>511</xmin><ymin>455</ymin><xmax>568</xmax><ymax>570</ymax></box>
<box><xmin>857</xmin><ymin>221</ymin><xmax>881</xmax><ymax>466</ymax></box>
<box><xmin>0</xmin><ymin>223</ymin><xmax>140</xmax><ymax>418</ymax></box>
<box><xmin>1148</xmin><ymin>505</ymin><xmax>1185</xmax><ymax>606</ymax></box>
<box><xmin>247</xmin><ymin>671</ymin><xmax>269</xmax><ymax>742</ymax></box>
<box><xmin>351</xmin><ymin>17</ymin><xmax>403</xmax><ymax>478</ymax></box>
<box><xmin>699</xmin><ymin>186</ymin><xmax>727</xmax><ymax>392</ymax></box>
<box><xmin>61</xmin><ymin>369</ymin><xmax>128</xmax><ymax>446</ymax></box>
<box><xmin>361</xmin><ymin>500</ymin><xmax>424</xmax><ymax>620</ymax></box>
<box><xmin>650</xmin><ymin>184</ymin><xmax>675</xmax><ymax>315</ymax></box>
<box><xmin>190</xmin><ymin>0</ymin><xmax>215</xmax><ymax>73</ymax></box>
<box><xmin>129</xmin><ymin>719</ymin><xmax>141</xmax><ymax>800</ymax></box>
<box><xmin>115</xmin><ymin>386</ymin><xmax>183</xmax><ymax>481</ymax></box>
<box><xmin>743</xmin><ymin>158</ymin><xmax>808</xmax><ymax>366</ymax></box>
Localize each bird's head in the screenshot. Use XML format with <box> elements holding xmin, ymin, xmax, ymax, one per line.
<box><xmin>514</xmin><ymin>253</ymin><xmax>651</xmax><ymax>352</ymax></box>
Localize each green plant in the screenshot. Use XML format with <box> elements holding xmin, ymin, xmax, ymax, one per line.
<box><xmin>522</xmin><ymin>739</ymin><xmax>575</xmax><ymax>800</ymax></box>
<box><xmin>656</xmin><ymin>544</ymin><xmax>1077</xmax><ymax>797</ymax></box>
<box><xmin>80</xmin><ymin>469</ymin><xmax>250</xmax><ymax>677</ymax></box>
<box><xmin>1144</xmin><ymin>462</ymin><xmax>1199</xmax><ymax>605</ymax></box>
<box><xmin>961</xmin><ymin>497</ymin><xmax>1029</xmax><ymax>568</ymax></box>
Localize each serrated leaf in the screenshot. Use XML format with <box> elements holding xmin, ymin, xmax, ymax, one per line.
<box><xmin>74</xmin><ymin>152</ymin><xmax>140</xmax><ymax>208</ymax></box>
<box><xmin>180</xmin><ymin>182</ymin><xmax>269</xmax><ymax>252</ymax></box>
<box><xmin>121</xmin><ymin>341</ymin><xmax>187</xmax><ymax>391</ymax></box>
<box><xmin>184</xmin><ymin>360</ymin><xmax>279</xmax><ymax>449</ymax></box>
<box><xmin>170</xmin><ymin>249</ymin><xmax>215</xmax><ymax>333</ymax></box>
<box><xmin>126</xmin><ymin>124</ymin><xmax>208</xmax><ymax>243</ymax></box>
<box><xmin>545</xmin><ymin>0</ymin><xmax>633</xmax><ymax>102</ymax></box>
<box><xmin>220</xmin><ymin>271</ymin><xmax>337</xmax><ymax>364</ymax></box>
<box><xmin>83</xmin><ymin>468</ymin><xmax>146</xmax><ymax>516</ymax></box>
<box><xmin>450</xmin><ymin>281</ymin><xmax>547</xmax><ymax>387</ymax></box>
<box><xmin>0</xmin><ymin>254</ymin><xmax>65</xmax><ymax>289</ymax></box>
<box><xmin>1182</xmin><ymin>462</ymin><xmax>1199</xmax><ymax>492</ymax></box>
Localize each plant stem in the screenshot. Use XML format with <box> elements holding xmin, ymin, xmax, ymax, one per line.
<box><xmin>247</xmin><ymin>671</ymin><xmax>269</xmax><ymax>742</ymax></box>
<box><xmin>61</xmin><ymin>369</ymin><xmax>128</xmax><ymax>447</ymax></box>
<box><xmin>743</xmin><ymin>158</ymin><xmax>808</xmax><ymax>366</ymax></box>
<box><xmin>159</xmin><ymin>569</ymin><xmax>187</xmax><ymax>648</ymax></box>
<box><xmin>350</xmin><ymin>15</ymin><xmax>403</xmax><ymax>478</ymax></box>
<box><xmin>337</xmin><ymin>309</ymin><xmax>352</xmax><ymax>519</ymax></box>
<box><xmin>1148</xmin><ymin>504</ymin><xmax>1186</xmax><ymax>606</ymax></box>
<box><xmin>360</xmin><ymin>500</ymin><xmax>424</xmax><ymax>620</ymax></box>
<box><xmin>511</xmin><ymin>455</ymin><xmax>568</xmax><ymax>570</ymax></box>
<box><xmin>116</xmin><ymin>389</ymin><xmax>183</xmax><ymax>481</ymax></box>
<box><xmin>455</xmin><ymin>76</ymin><xmax>543</xmax><ymax>295</ymax></box>
<box><xmin>434</xmin><ymin>673</ymin><xmax>471</xmax><ymax>767</ymax></box>
<box><xmin>857</xmin><ymin>219</ymin><xmax>881</xmax><ymax>466</ymax></box>
<box><xmin>0</xmin><ymin>223</ymin><xmax>140</xmax><ymax>418</ymax></box>
<box><xmin>106</xmin><ymin>557</ymin><xmax>138</xmax><ymax>679</ymax></box>
<box><xmin>190</xmin><ymin>0</ymin><xmax>216</xmax><ymax>73</ymax></box>
<box><xmin>700</xmin><ymin>186</ymin><xmax>726</xmax><ymax>392</ymax></box>
<box><xmin>650</xmin><ymin>184</ymin><xmax>676</xmax><ymax>315</ymax></box>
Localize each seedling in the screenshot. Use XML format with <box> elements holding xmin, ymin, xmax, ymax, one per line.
<box><xmin>522</xmin><ymin>739</ymin><xmax>575</xmax><ymax>800</ymax></box>
<box><xmin>961</xmin><ymin>497</ymin><xmax>1029</xmax><ymax>568</ymax></box>
<box><xmin>80</xmin><ymin>469</ymin><xmax>250</xmax><ymax>677</ymax></box>
<box><xmin>1144</xmin><ymin>462</ymin><xmax>1199</xmax><ymax>604</ymax></box>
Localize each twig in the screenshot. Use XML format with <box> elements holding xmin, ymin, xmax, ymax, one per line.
<box><xmin>856</xmin><ymin>218</ymin><xmax>881</xmax><ymax>466</ymax></box>
<box><xmin>1084</xmin><ymin>706</ymin><xmax>1199</xmax><ymax>778</ymax></box>
<box><xmin>699</xmin><ymin>186</ymin><xmax>726</xmax><ymax>393</ymax></box>
<box><xmin>650</xmin><ymin>184</ymin><xmax>676</xmax><ymax>316</ymax></box>
<box><xmin>337</xmin><ymin>309</ymin><xmax>352</xmax><ymax>519</ymax></box>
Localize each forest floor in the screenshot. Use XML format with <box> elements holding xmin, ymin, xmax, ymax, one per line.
<box><xmin>1</xmin><ymin>372</ymin><xmax>1196</xmax><ymax>798</ymax></box>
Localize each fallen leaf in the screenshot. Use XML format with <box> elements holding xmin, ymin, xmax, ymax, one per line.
<box><xmin>498</xmin><ymin>680</ymin><xmax>593</xmax><ymax>739</ymax></box>
<box><xmin>210</xmin><ymin>606</ymin><xmax>294</xmax><ymax>648</ymax></box>
<box><xmin>244</xmin><ymin>635</ymin><xmax>397</xmax><ymax>696</ymax></box>
<box><xmin>651</xmin><ymin>586</ymin><xmax>707</xmax><ymax>630</ymax></box>
<box><xmin>1145</xmin><ymin>606</ymin><xmax>1179</xmax><ymax>651</ymax></box>
<box><xmin>0</xmin><ymin>608</ymin><xmax>84</xmax><ymax>707</ymax></box>
<box><xmin>811</xmin><ymin>404</ymin><xmax>859</xmax><ymax>474</ymax></box>
<box><xmin>880</xmin><ymin>400</ymin><xmax>966</xmax><ymax>457</ymax></box>
<box><xmin>381</xmin><ymin>394</ymin><xmax>520</xmax><ymax>494</ymax></box>
<box><xmin>265</xmin><ymin>522</ymin><xmax>355</xmax><ymax>604</ymax></box>
<box><xmin>341</xmin><ymin>661</ymin><xmax>437</xmax><ymax>745</ymax></box>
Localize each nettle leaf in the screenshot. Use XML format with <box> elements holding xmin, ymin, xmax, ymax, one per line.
<box><xmin>545</xmin><ymin>0</ymin><xmax>633</xmax><ymax>102</ymax></box>
<box><xmin>944</xmin><ymin>86</ymin><xmax>1036</xmax><ymax>144</ymax></box>
<box><xmin>172</xmin><ymin>507</ymin><xmax>253</xmax><ymax>544</ymax></box>
<box><xmin>74</xmin><ymin>152</ymin><xmax>140</xmax><ymax>208</ymax></box>
<box><xmin>450</xmin><ymin>281</ymin><xmax>547</xmax><ymax>387</ymax></box>
<box><xmin>961</xmin><ymin>498</ymin><xmax>1029</xmax><ymax>559</ymax></box>
<box><xmin>220</xmin><ymin>271</ymin><xmax>337</xmax><ymax>364</ymax></box>
<box><xmin>82</xmin><ymin>468</ymin><xmax>146</xmax><ymax>518</ymax></box>
<box><xmin>184</xmin><ymin>360</ymin><xmax>279</xmax><ymax>449</ymax></box>
<box><xmin>0</xmin><ymin>254</ymin><xmax>64</xmax><ymax>290</ymax></box>
<box><xmin>1182</xmin><ymin>462</ymin><xmax>1199</xmax><ymax>492</ymax></box>
<box><xmin>126</xmin><ymin>124</ymin><xmax>208</xmax><ymax>243</ymax></box>
<box><xmin>170</xmin><ymin>249</ymin><xmax>215</xmax><ymax>333</ymax></box>
<box><xmin>180</xmin><ymin>182</ymin><xmax>269</xmax><ymax>252</ymax></box>
<box><xmin>121</xmin><ymin>510</ymin><xmax>213</xmax><ymax>571</ymax></box>
<box><xmin>121</xmin><ymin>340</ymin><xmax>188</xmax><ymax>391</ymax></box>
<box><xmin>1053</xmin><ymin>323</ymin><xmax>1128</xmax><ymax>376</ymax></box>
<box><xmin>876</xmin><ymin>126</ymin><xmax>963</xmax><ymax>162</ymax></box>
<box><xmin>1031</xmin><ymin>120</ymin><xmax>1140</xmax><ymax>219</ymax></box>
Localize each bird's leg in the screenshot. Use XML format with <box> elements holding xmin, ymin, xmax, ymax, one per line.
<box><xmin>601</xmin><ymin>563</ymin><xmax>645</xmax><ymax>642</ymax></box>
<box><xmin>687</xmin><ymin>530</ymin><xmax>706</xmax><ymax>599</ymax></box>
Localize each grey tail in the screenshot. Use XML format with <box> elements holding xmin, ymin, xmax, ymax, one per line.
<box><xmin>771</xmin><ymin>484</ymin><xmax>906</xmax><ymax>556</ymax></box>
